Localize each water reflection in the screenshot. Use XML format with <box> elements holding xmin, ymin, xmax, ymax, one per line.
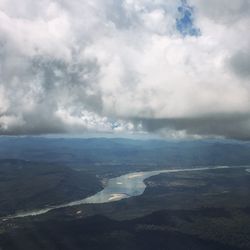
<box><xmin>67</xmin><ymin>171</ymin><xmax>159</xmax><ymax>205</ymax></box>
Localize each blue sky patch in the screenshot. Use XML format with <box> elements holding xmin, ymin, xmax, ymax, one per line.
<box><xmin>176</xmin><ymin>0</ymin><xmax>201</xmax><ymax>37</ymax></box>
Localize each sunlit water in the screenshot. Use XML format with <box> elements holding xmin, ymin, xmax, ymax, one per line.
<box><xmin>4</xmin><ymin>166</ymin><xmax>237</xmax><ymax>219</ymax></box>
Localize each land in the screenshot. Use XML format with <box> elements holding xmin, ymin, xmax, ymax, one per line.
<box><xmin>0</xmin><ymin>159</ymin><xmax>102</xmax><ymax>217</ymax></box>
<box><xmin>0</xmin><ymin>138</ymin><xmax>250</xmax><ymax>249</ymax></box>
<box><xmin>0</xmin><ymin>167</ymin><xmax>250</xmax><ymax>249</ymax></box>
<box><xmin>0</xmin><ymin>210</ymin><xmax>247</xmax><ymax>250</ymax></box>
<box><xmin>1</xmin><ymin>137</ymin><xmax>250</xmax><ymax>170</ymax></box>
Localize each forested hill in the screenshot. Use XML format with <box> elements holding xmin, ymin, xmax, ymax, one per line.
<box><xmin>0</xmin><ymin>137</ymin><xmax>250</xmax><ymax>167</ymax></box>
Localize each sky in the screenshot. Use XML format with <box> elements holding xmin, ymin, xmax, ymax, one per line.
<box><xmin>0</xmin><ymin>0</ymin><xmax>250</xmax><ymax>140</ymax></box>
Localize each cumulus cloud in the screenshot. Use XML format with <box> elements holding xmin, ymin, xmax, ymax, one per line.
<box><xmin>0</xmin><ymin>0</ymin><xmax>250</xmax><ymax>139</ymax></box>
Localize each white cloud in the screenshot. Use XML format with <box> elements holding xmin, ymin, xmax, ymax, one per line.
<box><xmin>0</xmin><ymin>0</ymin><xmax>250</xmax><ymax>139</ymax></box>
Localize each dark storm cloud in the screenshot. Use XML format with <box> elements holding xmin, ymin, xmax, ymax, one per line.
<box><xmin>139</xmin><ymin>114</ymin><xmax>250</xmax><ymax>140</ymax></box>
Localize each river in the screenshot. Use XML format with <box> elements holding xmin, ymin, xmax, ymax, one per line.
<box><xmin>6</xmin><ymin>166</ymin><xmax>236</xmax><ymax>219</ymax></box>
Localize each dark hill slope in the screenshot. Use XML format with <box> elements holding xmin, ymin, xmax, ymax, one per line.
<box><xmin>0</xmin><ymin>160</ymin><xmax>102</xmax><ymax>216</ymax></box>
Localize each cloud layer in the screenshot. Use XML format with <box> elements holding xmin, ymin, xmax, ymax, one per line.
<box><xmin>0</xmin><ymin>0</ymin><xmax>250</xmax><ymax>139</ymax></box>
